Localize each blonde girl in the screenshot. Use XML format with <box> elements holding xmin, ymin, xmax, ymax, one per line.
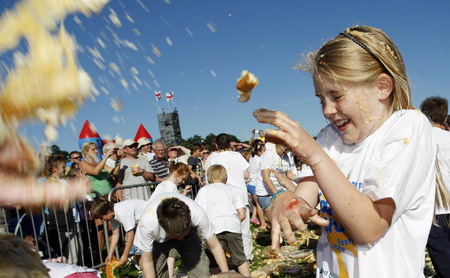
<box><xmin>254</xmin><ymin>25</ymin><xmax>436</xmax><ymax>277</ymax></box>
<box><xmin>79</xmin><ymin>142</ymin><xmax>119</xmax><ymax>197</ymax></box>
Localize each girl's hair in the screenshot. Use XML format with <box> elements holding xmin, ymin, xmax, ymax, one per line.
<box><xmin>45</xmin><ymin>154</ymin><xmax>66</xmax><ymax>177</ymax></box>
<box><xmin>251</xmin><ymin>144</ymin><xmax>265</xmax><ymax>157</ymax></box>
<box><xmin>90</xmin><ymin>198</ymin><xmax>114</xmax><ymax>219</ymax></box>
<box><xmin>302</xmin><ymin>25</ymin><xmax>411</xmax><ymax>114</ymax></box>
<box><xmin>81</xmin><ymin>142</ymin><xmax>97</xmax><ymax>159</ymax></box>
<box><xmin>207</xmin><ymin>164</ymin><xmax>227</xmax><ymax>184</ymax></box>
<box><xmin>169</xmin><ymin>162</ymin><xmax>190</xmax><ymax>177</ymax></box>
<box><xmin>157</xmin><ymin>198</ymin><xmax>191</xmax><ymax>235</ymax></box>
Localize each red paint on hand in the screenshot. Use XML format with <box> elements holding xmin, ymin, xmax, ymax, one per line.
<box><xmin>287</xmin><ymin>199</ymin><xmax>299</xmax><ymax>210</ymax></box>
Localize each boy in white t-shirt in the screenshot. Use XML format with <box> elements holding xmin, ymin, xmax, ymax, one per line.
<box><xmin>134</xmin><ymin>193</ymin><xmax>229</xmax><ymax>278</ymax></box>
<box><xmin>90</xmin><ymin>198</ymin><xmax>147</xmax><ymax>265</ymax></box>
<box><xmin>195</xmin><ymin>164</ymin><xmax>250</xmax><ymax>277</ymax></box>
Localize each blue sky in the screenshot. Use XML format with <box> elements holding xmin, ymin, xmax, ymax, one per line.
<box><xmin>2</xmin><ymin>0</ymin><xmax>450</xmax><ymax>152</ymax></box>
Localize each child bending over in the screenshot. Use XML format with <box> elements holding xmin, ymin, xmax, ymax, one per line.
<box><xmin>134</xmin><ymin>193</ymin><xmax>229</xmax><ymax>277</ymax></box>
<box><xmin>90</xmin><ymin>198</ymin><xmax>146</xmax><ymax>265</ymax></box>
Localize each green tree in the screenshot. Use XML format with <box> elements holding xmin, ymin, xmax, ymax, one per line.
<box><xmin>227</xmin><ymin>133</ymin><xmax>240</xmax><ymax>143</ymax></box>
<box><xmin>204</xmin><ymin>133</ymin><xmax>241</xmax><ymax>147</ymax></box>
<box><xmin>181</xmin><ymin>134</ymin><xmax>204</xmax><ymax>148</ymax></box>
<box><xmin>182</xmin><ymin>133</ymin><xmax>242</xmax><ymax>149</ymax></box>
<box><xmin>203</xmin><ymin>133</ymin><xmax>216</xmax><ymax>147</ymax></box>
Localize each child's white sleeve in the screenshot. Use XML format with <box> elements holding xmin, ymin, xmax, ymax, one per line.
<box><xmin>363</xmin><ymin>114</ymin><xmax>436</xmax><ymax>223</ymax></box>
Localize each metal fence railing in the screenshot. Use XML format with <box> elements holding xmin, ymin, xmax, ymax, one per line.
<box><xmin>1</xmin><ymin>180</ymin><xmax>199</xmax><ymax>269</ymax></box>
<box><xmin>1</xmin><ymin>191</ymin><xmax>103</xmax><ymax>267</ymax></box>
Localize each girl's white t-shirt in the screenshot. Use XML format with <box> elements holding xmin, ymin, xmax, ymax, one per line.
<box><xmin>149</xmin><ymin>179</ymin><xmax>178</xmax><ymax>202</ymax></box>
<box><xmin>303</xmin><ymin>110</ymin><xmax>436</xmax><ymax>278</ymax></box>
<box><xmin>260</xmin><ymin>150</ymin><xmax>292</xmax><ymax>192</ymax></box>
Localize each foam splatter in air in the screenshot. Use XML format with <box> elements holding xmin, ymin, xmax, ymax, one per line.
<box><xmin>0</xmin><ymin>0</ymin><xmax>110</xmax><ymax>208</ymax></box>
<box><xmin>108</xmin><ymin>8</ymin><xmax>122</xmax><ymax>27</ymax></box>
<box><xmin>206</xmin><ymin>22</ymin><xmax>218</xmax><ymax>33</ymax></box>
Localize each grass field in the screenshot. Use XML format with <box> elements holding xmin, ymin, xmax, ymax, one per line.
<box><xmin>106</xmin><ymin>222</ymin><xmax>436</xmax><ymax>277</ymax></box>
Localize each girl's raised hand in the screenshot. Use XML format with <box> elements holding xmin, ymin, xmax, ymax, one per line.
<box><xmin>270</xmin><ymin>191</ymin><xmax>329</xmax><ymax>249</ymax></box>
<box><xmin>253</xmin><ymin>109</ymin><xmax>322</xmax><ymax>166</ymax></box>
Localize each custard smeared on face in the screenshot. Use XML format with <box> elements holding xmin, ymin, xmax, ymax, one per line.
<box><xmin>314</xmin><ymin>77</ymin><xmax>390</xmax><ymax>144</ymax></box>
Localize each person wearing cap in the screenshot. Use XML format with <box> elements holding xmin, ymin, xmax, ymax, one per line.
<box><xmin>137</xmin><ymin>137</ymin><xmax>155</xmax><ymax>161</ymax></box>
<box><xmin>117</xmin><ymin>139</ymin><xmax>155</xmax><ymax>201</ymax></box>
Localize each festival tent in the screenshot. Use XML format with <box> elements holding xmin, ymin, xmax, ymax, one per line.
<box><xmin>134</xmin><ymin>124</ymin><xmax>153</xmax><ymax>142</ymax></box>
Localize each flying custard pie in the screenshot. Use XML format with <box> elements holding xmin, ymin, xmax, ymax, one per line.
<box><xmin>236</xmin><ymin>70</ymin><xmax>259</xmax><ymax>103</ymax></box>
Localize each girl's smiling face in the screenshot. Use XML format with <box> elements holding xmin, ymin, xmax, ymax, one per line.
<box><xmin>314</xmin><ymin>75</ymin><xmax>392</xmax><ymax>144</ymax></box>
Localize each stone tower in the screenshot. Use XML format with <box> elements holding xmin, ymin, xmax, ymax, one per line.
<box><xmin>157</xmin><ymin>109</ymin><xmax>182</xmax><ymax>145</ymax></box>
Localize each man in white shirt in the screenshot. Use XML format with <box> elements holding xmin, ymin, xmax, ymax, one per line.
<box><xmin>421</xmin><ymin>96</ymin><xmax>450</xmax><ymax>278</ymax></box>
<box><xmin>205</xmin><ymin>133</ymin><xmax>253</xmax><ymax>261</ymax></box>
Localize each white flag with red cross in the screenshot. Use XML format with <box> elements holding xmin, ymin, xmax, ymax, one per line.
<box><xmin>155</xmin><ymin>91</ymin><xmax>161</xmax><ymax>100</ymax></box>
<box><xmin>166</xmin><ymin>91</ymin><xmax>174</xmax><ymax>102</ymax></box>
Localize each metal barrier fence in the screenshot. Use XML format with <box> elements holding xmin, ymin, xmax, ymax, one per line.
<box><xmin>0</xmin><ymin>191</ymin><xmax>104</xmax><ymax>268</ymax></box>
<box><xmin>0</xmin><ymin>181</ymin><xmax>198</xmax><ymax>269</ymax></box>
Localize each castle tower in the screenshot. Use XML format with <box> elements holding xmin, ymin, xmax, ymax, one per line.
<box><xmin>157</xmin><ymin>109</ymin><xmax>182</xmax><ymax>145</ymax></box>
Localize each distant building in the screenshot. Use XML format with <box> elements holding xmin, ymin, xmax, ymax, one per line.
<box><xmin>157</xmin><ymin>110</ymin><xmax>182</xmax><ymax>145</ymax></box>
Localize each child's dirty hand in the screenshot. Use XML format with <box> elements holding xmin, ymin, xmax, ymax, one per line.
<box><xmin>270</xmin><ymin>191</ymin><xmax>329</xmax><ymax>249</ymax></box>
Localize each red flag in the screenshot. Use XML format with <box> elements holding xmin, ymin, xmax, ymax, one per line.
<box><xmin>155</xmin><ymin>91</ymin><xmax>161</xmax><ymax>100</ymax></box>
<box><xmin>166</xmin><ymin>91</ymin><xmax>174</xmax><ymax>102</ymax></box>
